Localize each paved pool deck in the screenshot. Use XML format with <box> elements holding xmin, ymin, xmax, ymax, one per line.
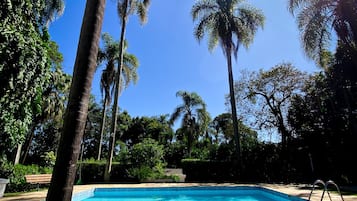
<box><xmin>2</xmin><ymin>183</ymin><xmax>356</xmax><ymax>201</ymax></box>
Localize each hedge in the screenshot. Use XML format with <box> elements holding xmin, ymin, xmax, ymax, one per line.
<box><xmin>76</xmin><ymin>162</ymin><xmax>138</xmax><ymax>183</ymax></box>
<box><xmin>181</xmin><ymin>159</ymin><xmax>238</xmax><ymax>182</ymax></box>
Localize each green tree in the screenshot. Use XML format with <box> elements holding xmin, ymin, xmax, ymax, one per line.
<box><xmin>191</xmin><ymin>0</ymin><xmax>264</xmax><ymax>165</ymax></box>
<box><xmin>0</xmin><ymin>0</ymin><xmax>67</xmax><ymax>165</ymax></box>
<box><xmin>288</xmin><ymin>0</ymin><xmax>357</xmax><ymax>66</ymax></box>
<box><xmin>121</xmin><ymin>115</ymin><xmax>174</xmax><ymax>147</ymax></box>
<box><xmin>96</xmin><ymin>33</ymin><xmax>139</xmax><ymax>161</ymax></box>
<box><xmin>233</xmin><ymin>63</ymin><xmax>306</xmax><ymax>151</ymax></box>
<box><xmin>82</xmin><ymin>96</ymin><xmax>102</xmax><ymax>159</ymax></box>
<box><xmin>20</xmin><ymin>41</ymin><xmax>71</xmax><ymax>164</ymax></box>
<box><xmin>211</xmin><ymin>113</ymin><xmax>234</xmax><ymax>144</ymax></box>
<box><xmin>46</xmin><ymin>0</ymin><xmax>106</xmax><ymax>200</ymax></box>
<box><xmin>210</xmin><ymin>113</ymin><xmax>258</xmax><ymax>152</ymax></box>
<box><xmin>288</xmin><ymin>45</ymin><xmax>357</xmax><ymax>183</ymax></box>
<box><xmin>170</xmin><ymin>91</ymin><xmax>210</xmax><ymax>157</ymax></box>
<box><xmin>0</xmin><ymin>0</ymin><xmax>50</xmax><ymax>160</ymax></box>
<box><xmin>106</xmin><ymin>0</ymin><xmax>150</xmax><ymax>180</ymax></box>
<box><xmin>128</xmin><ymin>138</ymin><xmax>166</xmax><ymax>180</ymax></box>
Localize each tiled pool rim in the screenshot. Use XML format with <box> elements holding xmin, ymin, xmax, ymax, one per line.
<box><xmin>71</xmin><ymin>186</ymin><xmax>307</xmax><ymax>201</ymax></box>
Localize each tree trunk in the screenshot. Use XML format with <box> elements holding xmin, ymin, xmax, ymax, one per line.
<box><xmin>14</xmin><ymin>144</ymin><xmax>22</xmax><ymax>165</ymax></box>
<box><xmin>97</xmin><ymin>93</ymin><xmax>108</xmax><ymax>161</ymax></box>
<box><xmin>20</xmin><ymin>123</ymin><xmax>37</xmax><ymax>164</ymax></box>
<box><xmin>104</xmin><ymin>0</ymin><xmax>128</xmax><ymax>182</ymax></box>
<box><xmin>46</xmin><ymin>1</ymin><xmax>105</xmax><ymax>200</ymax></box>
<box><xmin>226</xmin><ymin>51</ymin><xmax>241</xmax><ymax>168</ymax></box>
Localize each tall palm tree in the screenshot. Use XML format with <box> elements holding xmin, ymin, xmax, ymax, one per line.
<box><xmin>105</xmin><ymin>0</ymin><xmax>150</xmax><ymax>180</ymax></box>
<box><xmin>191</xmin><ymin>0</ymin><xmax>264</xmax><ymax>165</ymax></box>
<box><xmin>96</xmin><ymin>33</ymin><xmax>138</xmax><ymax>161</ymax></box>
<box><xmin>46</xmin><ymin>0</ymin><xmax>106</xmax><ymax>200</ymax></box>
<box><xmin>289</xmin><ymin>0</ymin><xmax>357</xmax><ymax>66</ymax></box>
<box><xmin>169</xmin><ymin>91</ymin><xmax>210</xmax><ymax>157</ymax></box>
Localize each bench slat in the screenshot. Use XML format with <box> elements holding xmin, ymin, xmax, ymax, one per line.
<box><xmin>25</xmin><ymin>174</ymin><xmax>52</xmax><ymax>184</ymax></box>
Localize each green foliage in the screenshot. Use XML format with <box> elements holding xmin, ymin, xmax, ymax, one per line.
<box><xmin>170</xmin><ymin>91</ymin><xmax>210</xmax><ymax>157</ymax></box>
<box><xmin>233</xmin><ymin>64</ymin><xmax>306</xmax><ymax>147</ymax></box>
<box><xmin>191</xmin><ymin>0</ymin><xmax>265</xmax><ymax>56</ymax></box>
<box><xmin>128</xmin><ymin>138</ymin><xmax>166</xmax><ymax>180</ymax></box>
<box><xmin>0</xmin><ymin>0</ymin><xmax>51</xmax><ymax>156</ymax></box>
<box><xmin>77</xmin><ymin>162</ymin><xmax>134</xmax><ymax>183</ymax></box>
<box><xmin>289</xmin><ymin>72</ymin><xmax>357</xmax><ymax>182</ymax></box>
<box><xmin>209</xmin><ymin>143</ymin><xmax>235</xmax><ymax>162</ymax></box>
<box><xmin>129</xmin><ymin>138</ymin><xmax>165</xmax><ymax>168</ymax></box>
<box><xmin>164</xmin><ymin>142</ymin><xmax>186</xmax><ymax>168</ymax></box>
<box><xmin>0</xmin><ymin>156</ymin><xmax>13</xmax><ymax>178</ymax></box>
<box><xmin>115</xmin><ymin>141</ymin><xmax>130</xmax><ymax>164</ymax></box>
<box><xmin>40</xmin><ymin>151</ymin><xmax>56</xmax><ymax>167</ymax></box>
<box><xmin>288</xmin><ymin>0</ymin><xmax>357</xmax><ymax>66</ymax></box>
<box><xmin>128</xmin><ymin>166</ymin><xmax>157</xmax><ymax>181</ymax></box>
<box><xmin>121</xmin><ymin>115</ymin><xmax>174</xmax><ymax>148</ymax></box>
<box><xmin>5</xmin><ymin>164</ymin><xmax>52</xmax><ymax>193</ymax></box>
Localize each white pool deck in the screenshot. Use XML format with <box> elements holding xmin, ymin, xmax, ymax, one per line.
<box><xmin>2</xmin><ymin>183</ymin><xmax>357</xmax><ymax>201</ymax></box>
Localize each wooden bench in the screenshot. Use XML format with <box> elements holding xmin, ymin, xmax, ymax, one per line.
<box><xmin>25</xmin><ymin>174</ymin><xmax>52</xmax><ymax>189</ymax></box>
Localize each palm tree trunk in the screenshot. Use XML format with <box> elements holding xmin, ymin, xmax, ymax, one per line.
<box><xmin>97</xmin><ymin>94</ymin><xmax>108</xmax><ymax>161</ymax></box>
<box><xmin>46</xmin><ymin>1</ymin><xmax>105</xmax><ymax>200</ymax></box>
<box><xmin>104</xmin><ymin>0</ymin><xmax>128</xmax><ymax>182</ymax></box>
<box><xmin>226</xmin><ymin>51</ymin><xmax>241</xmax><ymax>168</ymax></box>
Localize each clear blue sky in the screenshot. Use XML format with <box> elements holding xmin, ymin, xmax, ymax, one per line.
<box><xmin>49</xmin><ymin>0</ymin><xmax>318</xmax><ymax>121</ymax></box>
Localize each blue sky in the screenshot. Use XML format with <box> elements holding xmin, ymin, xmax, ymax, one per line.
<box><xmin>49</xmin><ymin>0</ymin><xmax>318</xmax><ymax>122</ymax></box>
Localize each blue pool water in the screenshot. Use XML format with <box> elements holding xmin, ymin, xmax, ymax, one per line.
<box><xmin>73</xmin><ymin>186</ymin><xmax>305</xmax><ymax>201</ymax></box>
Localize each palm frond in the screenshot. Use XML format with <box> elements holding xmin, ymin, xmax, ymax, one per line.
<box><xmin>137</xmin><ymin>0</ymin><xmax>151</xmax><ymax>24</ymax></box>
<box><xmin>208</xmin><ymin>24</ymin><xmax>219</xmax><ymax>52</ymax></box>
<box><xmin>97</xmin><ymin>49</ymin><xmax>106</xmax><ymax>66</ymax></box>
<box><xmin>143</xmin><ymin>0</ymin><xmax>150</xmax><ymax>7</ymax></box>
<box><xmin>235</xmin><ymin>6</ymin><xmax>265</xmax><ymax>49</ymax></box>
<box><xmin>193</xmin><ymin>12</ymin><xmax>217</xmax><ymax>42</ymax></box>
<box><xmin>169</xmin><ymin>105</ymin><xmax>185</xmax><ymax>125</ymax></box>
<box><xmin>136</xmin><ymin>3</ymin><xmax>147</xmax><ymax>24</ymax></box>
<box><xmin>43</xmin><ymin>0</ymin><xmax>65</xmax><ymax>26</ymax></box>
<box><xmin>288</xmin><ymin>0</ymin><xmax>308</xmax><ymax>15</ymax></box>
<box><xmin>123</xmin><ymin>53</ymin><xmax>139</xmax><ymax>68</ymax></box>
<box><xmin>128</xmin><ymin>0</ymin><xmax>137</xmax><ymax>16</ymax></box>
<box><xmin>117</xmin><ymin>0</ymin><xmax>127</xmax><ymax>21</ymax></box>
<box><xmin>191</xmin><ymin>0</ymin><xmax>217</xmax><ymax>21</ymax></box>
<box><xmin>298</xmin><ymin>5</ymin><xmax>331</xmax><ymax>62</ymax></box>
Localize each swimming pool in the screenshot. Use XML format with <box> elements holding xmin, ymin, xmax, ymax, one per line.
<box><xmin>72</xmin><ymin>186</ymin><xmax>305</xmax><ymax>201</ymax></box>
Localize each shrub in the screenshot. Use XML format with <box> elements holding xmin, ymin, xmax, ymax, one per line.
<box><xmin>40</xmin><ymin>151</ymin><xmax>56</xmax><ymax>167</ymax></box>
<box><xmin>128</xmin><ymin>138</ymin><xmax>166</xmax><ymax>181</ymax></box>
<box><xmin>164</xmin><ymin>143</ymin><xmax>185</xmax><ymax>168</ymax></box>
<box><xmin>128</xmin><ymin>166</ymin><xmax>154</xmax><ymax>181</ymax></box>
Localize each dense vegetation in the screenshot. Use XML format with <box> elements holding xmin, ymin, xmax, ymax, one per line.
<box><xmin>0</xmin><ymin>0</ymin><xmax>356</xmax><ymax>199</ymax></box>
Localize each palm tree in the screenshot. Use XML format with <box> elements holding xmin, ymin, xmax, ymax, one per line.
<box><xmin>96</xmin><ymin>33</ymin><xmax>139</xmax><ymax>161</ymax></box>
<box><xmin>169</xmin><ymin>91</ymin><xmax>210</xmax><ymax>157</ymax></box>
<box><xmin>288</xmin><ymin>0</ymin><xmax>357</xmax><ymax>66</ymax></box>
<box><xmin>105</xmin><ymin>0</ymin><xmax>150</xmax><ymax>180</ymax></box>
<box><xmin>191</xmin><ymin>0</ymin><xmax>264</xmax><ymax>165</ymax></box>
<box><xmin>42</xmin><ymin>0</ymin><xmax>65</xmax><ymax>26</ymax></box>
<box><xmin>46</xmin><ymin>0</ymin><xmax>106</xmax><ymax>200</ymax></box>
